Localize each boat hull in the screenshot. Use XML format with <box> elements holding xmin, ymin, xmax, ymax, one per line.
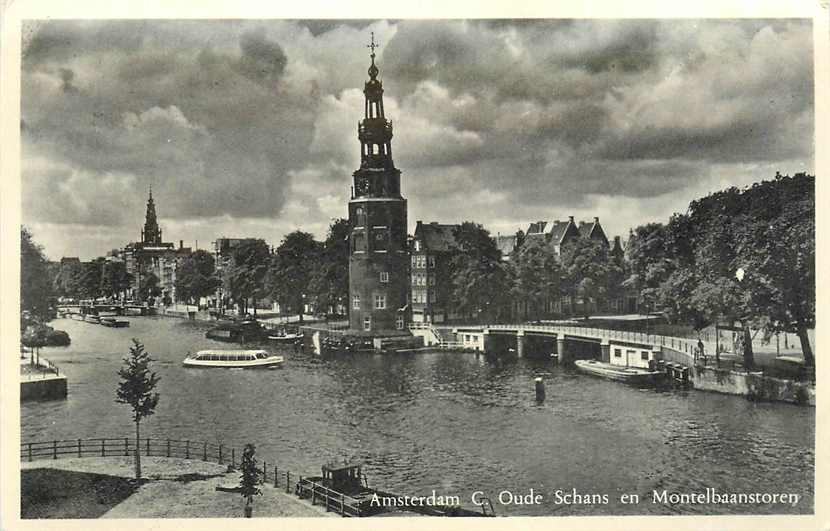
<box><xmin>574</xmin><ymin>360</ymin><xmax>662</xmax><ymax>385</ymax></box>
<box><xmin>183</xmin><ymin>349</ymin><xmax>284</xmax><ymax>369</ymax></box>
<box><xmin>182</xmin><ymin>358</ymin><xmax>284</xmax><ymax>369</ymax></box>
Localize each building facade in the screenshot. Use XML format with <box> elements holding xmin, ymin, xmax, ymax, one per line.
<box><xmin>411</xmin><ymin>221</ymin><xmax>459</xmax><ymax>324</ymax></box>
<box><xmin>348</xmin><ymin>37</ymin><xmax>408</xmax><ymax>333</ymax></box>
<box><xmin>124</xmin><ymin>189</ymin><xmax>189</xmax><ymax>303</ymax></box>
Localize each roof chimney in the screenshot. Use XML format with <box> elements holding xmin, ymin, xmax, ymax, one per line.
<box><xmin>568</xmin><ymin>216</ymin><xmax>574</xmax><ymax>222</ymax></box>
<box><xmin>594</xmin><ymin>216</ymin><xmax>599</xmax><ymax>223</ymax></box>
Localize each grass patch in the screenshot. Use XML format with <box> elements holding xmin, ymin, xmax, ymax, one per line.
<box><xmin>22</xmin><ymin>468</ymin><xmax>137</xmax><ymax>519</ymax></box>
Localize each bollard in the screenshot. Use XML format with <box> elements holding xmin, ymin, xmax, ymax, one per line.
<box><xmin>535</xmin><ymin>377</ymin><xmax>546</xmax><ymax>402</ymax></box>
<box><xmin>274</xmin><ymin>466</ymin><xmax>278</xmax><ymax>488</ymax></box>
<box><xmin>263</xmin><ymin>461</ymin><xmax>267</xmax><ymax>485</ymax></box>
<box><xmin>286</xmin><ymin>471</ymin><xmax>290</xmax><ymax>494</ymax></box>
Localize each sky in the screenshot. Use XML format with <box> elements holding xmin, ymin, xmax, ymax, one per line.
<box><xmin>20</xmin><ymin>19</ymin><xmax>814</xmax><ymax>260</ymax></box>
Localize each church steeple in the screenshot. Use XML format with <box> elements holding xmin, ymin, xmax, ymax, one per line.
<box><xmin>141</xmin><ymin>186</ymin><xmax>162</xmax><ymax>245</ymax></box>
<box><xmin>356</xmin><ymin>31</ymin><xmax>397</xmax><ymax>180</ymax></box>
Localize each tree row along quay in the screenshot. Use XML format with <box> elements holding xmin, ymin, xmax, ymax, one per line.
<box><xmin>21</xmin><ymin>437</ymin><xmax>301</xmax><ymax>490</ymax></box>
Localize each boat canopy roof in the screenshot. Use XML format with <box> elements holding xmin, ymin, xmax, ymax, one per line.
<box><xmin>196</xmin><ymin>349</ymin><xmax>269</xmax><ymax>356</ymax></box>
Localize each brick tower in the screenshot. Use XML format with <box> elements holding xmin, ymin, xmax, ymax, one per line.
<box><xmin>348</xmin><ymin>33</ymin><xmax>408</xmax><ymax>334</ymax></box>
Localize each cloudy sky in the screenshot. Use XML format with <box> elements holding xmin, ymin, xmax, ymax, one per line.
<box><xmin>21</xmin><ymin>19</ymin><xmax>814</xmax><ymax>260</ymax></box>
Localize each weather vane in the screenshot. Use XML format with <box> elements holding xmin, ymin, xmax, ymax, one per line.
<box><xmin>367</xmin><ymin>31</ymin><xmax>379</xmax><ymax>57</ymax></box>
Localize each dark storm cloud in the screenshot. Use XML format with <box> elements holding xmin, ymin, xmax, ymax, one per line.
<box><xmin>21</xmin><ymin>19</ymin><xmax>814</xmax><ymax>260</ymax></box>
<box><xmin>298</xmin><ymin>19</ymin><xmax>376</xmax><ymax>37</ymax></box>
<box><xmin>237</xmin><ymin>29</ymin><xmax>288</xmax><ymax>87</ymax></box>
<box><xmin>22</xmin><ymin>20</ymin><xmax>316</xmax><ymax>227</ymax></box>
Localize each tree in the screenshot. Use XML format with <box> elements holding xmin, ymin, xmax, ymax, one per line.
<box><xmin>239</xmin><ymin>443</ymin><xmax>261</xmax><ymax>517</ymax></box>
<box><xmin>223</xmin><ymin>240</ymin><xmax>271</xmax><ymax>316</ymax></box>
<box><xmin>509</xmin><ymin>237</ymin><xmax>561</xmax><ymax>320</ymax></box>
<box><xmin>115</xmin><ymin>339</ymin><xmax>160</xmax><ymax>481</ymax></box>
<box><xmin>561</xmin><ymin>238</ymin><xmax>620</xmax><ymax>318</ymax></box>
<box><xmin>268</xmin><ymin>232</ymin><xmax>322</xmax><ymax>323</ymax></box>
<box><xmin>175</xmin><ymin>250</ymin><xmax>220</xmax><ymax>305</ymax></box>
<box><xmin>21</xmin><ymin>227</ymin><xmax>54</xmax><ymax>320</ymax></box>
<box><xmin>308</xmin><ymin>219</ymin><xmax>349</xmax><ymax>317</ymax></box>
<box><xmin>100</xmin><ymin>261</ymin><xmax>132</xmax><ymax>300</ymax></box>
<box><xmin>139</xmin><ymin>271</ymin><xmax>161</xmax><ymax>302</ymax></box>
<box><xmin>623</xmin><ymin>223</ymin><xmax>675</xmax><ymax>312</ymax></box>
<box><xmin>447</xmin><ymin>222</ymin><xmax>510</xmax><ymax>322</ymax></box>
<box><xmin>76</xmin><ymin>259</ymin><xmax>105</xmax><ymax>300</ymax></box>
<box><xmin>53</xmin><ymin>260</ymin><xmax>84</xmax><ymax>299</ymax></box>
<box><xmin>649</xmin><ymin>172</ymin><xmax>815</xmax><ymax>368</ymax></box>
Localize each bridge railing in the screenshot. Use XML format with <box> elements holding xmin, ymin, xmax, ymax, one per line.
<box><xmin>484</xmin><ymin>324</ymin><xmax>697</xmax><ymax>355</ymax></box>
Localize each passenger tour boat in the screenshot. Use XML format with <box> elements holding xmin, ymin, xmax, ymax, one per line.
<box><xmin>182</xmin><ymin>349</ymin><xmax>284</xmax><ymax>369</ymax></box>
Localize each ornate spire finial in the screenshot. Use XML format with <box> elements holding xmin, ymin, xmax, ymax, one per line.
<box><xmin>366</xmin><ymin>32</ymin><xmax>380</xmax><ymax>80</ymax></box>
<box><xmin>367</xmin><ymin>31</ymin><xmax>379</xmax><ymax>60</ymax></box>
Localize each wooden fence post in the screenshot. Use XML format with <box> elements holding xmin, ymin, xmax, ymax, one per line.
<box><xmin>231</xmin><ymin>448</ymin><xmax>235</xmax><ymax>468</ymax></box>
<box><xmin>28</xmin><ymin>442</ymin><xmax>32</xmax><ymax>462</ymax></box>
<box><xmin>185</xmin><ymin>440</ymin><xmax>190</xmax><ymax>459</ymax></box>
<box><xmin>218</xmin><ymin>445</ymin><xmax>223</xmax><ymax>464</ymax></box>
<box><xmin>125</xmin><ymin>438</ymin><xmax>129</xmax><ymax>456</ymax></box>
<box><xmin>203</xmin><ymin>442</ymin><xmax>207</xmax><ymax>461</ymax></box>
<box><xmin>53</xmin><ymin>440</ymin><xmax>57</xmax><ymax>459</ymax></box>
<box><xmin>286</xmin><ymin>471</ymin><xmax>290</xmax><ymax>494</ymax></box>
<box><xmin>78</xmin><ymin>439</ymin><xmax>82</xmax><ymax>458</ymax></box>
<box><xmin>101</xmin><ymin>439</ymin><xmax>105</xmax><ymax>457</ymax></box>
<box><xmin>274</xmin><ymin>466</ymin><xmax>278</xmax><ymax>488</ymax></box>
<box><xmin>146</xmin><ymin>438</ymin><xmax>151</xmax><ymax>456</ymax></box>
<box><xmin>262</xmin><ymin>461</ymin><xmax>267</xmax><ymax>484</ymax></box>
<box><xmin>167</xmin><ymin>439</ymin><xmax>171</xmax><ymax>458</ymax></box>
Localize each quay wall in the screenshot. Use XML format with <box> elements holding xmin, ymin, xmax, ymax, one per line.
<box><xmin>21</xmin><ymin>376</ymin><xmax>67</xmax><ymax>401</ymax></box>
<box><xmin>690</xmin><ymin>365</ymin><xmax>815</xmax><ymax>406</ymax></box>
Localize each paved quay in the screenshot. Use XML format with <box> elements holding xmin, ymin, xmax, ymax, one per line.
<box><xmin>22</xmin><ymin>457</ymin><xmax>334</xmax><ymax>518</ymax></box>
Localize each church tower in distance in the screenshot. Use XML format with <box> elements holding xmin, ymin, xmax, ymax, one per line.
<box><xmin>348</xmin><ymin>33</ymin><xmax>408</xmax><ymax>334</ymax></box>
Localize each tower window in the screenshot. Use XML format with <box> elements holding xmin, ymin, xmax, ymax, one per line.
<box><xmin>353</xmin><ymin>294</ymin><xmax>360</xmax><ymax>310</ymax></box>
<box><xmin>352</xmin><ymin>231</ymin><xmax>366</xmax><ymax>252</ymax></box>
<box><xmin>428</xmin><ymin>256</ymin><xmax>436</xmax><ymax>268</ymax></box>
<box><xmin>380</xmin><ymin>271</ymin><xmax>389</xmax><ymax>283</ymax></box>
<box><xmin>374</xmin><ymin>294</ymin><xmax>386</xmax><ymax>310</ymax></box>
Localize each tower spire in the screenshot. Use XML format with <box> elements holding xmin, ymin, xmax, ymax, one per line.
<box><xmin>356</xmin><ymin>32</ymin><xmax>395</xmax><ymax>177</ymax></box>
<box><xmin>142</xmin><ymin>186</ymin><xmax>161</xmax><ymax>244</ymax></box>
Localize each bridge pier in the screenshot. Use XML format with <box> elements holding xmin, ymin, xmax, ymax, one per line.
<box><xmin>556</xmin><ymin>335</ymin><xmax>570</xmax><ymax>365</ymax></box>
<box><xmin>600</xmin><ymin>340</ymin><xmax>610</xmax><ymax>363</ymax></box>
<box><xmin>516</xmin><ymin>331</ymin><xmax>525</xmax><ymax>358</ymax></box>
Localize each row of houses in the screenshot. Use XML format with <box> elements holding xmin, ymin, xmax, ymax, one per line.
<box><xmin>410</xmin><ymin>217</ymin><xmax>634</xmax><ymax>324</ymax></box>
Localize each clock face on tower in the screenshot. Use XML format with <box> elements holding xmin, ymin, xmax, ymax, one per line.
<box><xmin>357</xmin><ymin>176</ymin><xmax>370</xmax><ymax>195</ymax></box>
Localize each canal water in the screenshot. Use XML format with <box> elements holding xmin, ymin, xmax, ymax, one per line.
<box><xmin>21</xmin><ymin>316</ymin><xmax>814</xmax><ymax>516</ymax></box>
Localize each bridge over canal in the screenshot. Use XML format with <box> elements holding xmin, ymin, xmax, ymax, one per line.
<box><xmin>450</xmin><ymin>323</ymin><xmax>698</xmax><ymax>367</ymax></box>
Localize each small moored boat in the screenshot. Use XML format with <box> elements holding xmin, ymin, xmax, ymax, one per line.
<box><xmin>267</xmin><ymin>332</ymin><xmax>303</xmax><ymax>342</ymax></box>
<box><xmin>100</xmin><ymin>317</ymin><xmax>130</xmax><ymax>328</ymax></box>
<box><xmin>205</xmin><ymin>318</ymin><xmax>265</xmax><ymax>343</ymax></box>
<box><xmin>574</xmin><ymin>359</ymin><xmax>662</xmax><ymax>385</ymax></box>
<box><xmin>183</xmin><ymin>349</ymin><xmax>284</xmax><ymax>369</ymax></box>
<box><xmin>84</xmin><ymin>315</ymin><xmax>101</xmax><ymax>324</ymax></box>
